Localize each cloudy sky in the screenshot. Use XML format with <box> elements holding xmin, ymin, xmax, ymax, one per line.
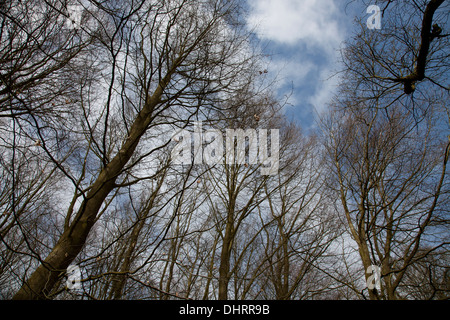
<box><xmin>246</xmin><ymin>0</ymin><xmax>366</xmax><ymax>131</ymax></box>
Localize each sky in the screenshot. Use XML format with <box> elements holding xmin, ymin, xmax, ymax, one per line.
<box><xmin>245</xmin><ymin>0</ymin><xmax>367</xmax><ymax>131</ymax></box>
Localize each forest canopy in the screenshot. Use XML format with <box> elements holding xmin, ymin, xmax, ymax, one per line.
<box><xmin>0</xmin><ymin>0</ymin><xmax>448</xmax><ymax>300</ymax></box>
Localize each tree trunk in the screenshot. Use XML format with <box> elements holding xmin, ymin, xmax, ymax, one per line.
<box><xmin>218</xmin><ymin>210</ymin><xmax>234</xmax><ymax>300</ymax></box>
<box><xmin>218</xmin><ymin>228</ymin><xmax>233</xmax><ymax>300</ymax></box>
<box><xmin>12</xmin><ymin>75</ymin><xmax>173</xmax><ymax>299</ymax></box>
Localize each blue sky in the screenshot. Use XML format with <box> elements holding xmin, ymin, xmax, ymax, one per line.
<box><xmin>245</xmin><ymin>0</ymin><xmax>367</xmax><ymax>131</ymax></box>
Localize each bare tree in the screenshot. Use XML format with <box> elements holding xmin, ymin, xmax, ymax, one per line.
<box><xmin>319</xmin><ymin>0</ymin><xmax>450</xmax><ymax>300</ymax></box>
<box><xmin>0</xmin><ymin>0</ymin><xmax>92</xmax><ymax>118</ymax></box>
<box><xmin>342</xmin><ymin>0</ymin><xmax>449</xmax><ymax>101</ymax></box>
<box><xmin>257</xmin><ymin>132</ymin><xmax>340</xmax><ymax>300</ymax></box>
<box><xmin>10</xmin><ymin>0</ymin><xmax>263</xmax><ymax>299</ymax></box>
<box><xmin>321</xmin><ymin>102</ymin><xmax>449</xmax><ymax>299</ymax></box>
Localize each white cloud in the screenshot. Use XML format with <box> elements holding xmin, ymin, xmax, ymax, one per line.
<box><xmin>247</xmin><ymin>0</ymin><xmax>348</xmax><ymax>115</ymax></box>
<box><xmin>247</xmin><ymin>0</ymin><xmax>344</xmax><ymax>52</ymax></box>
